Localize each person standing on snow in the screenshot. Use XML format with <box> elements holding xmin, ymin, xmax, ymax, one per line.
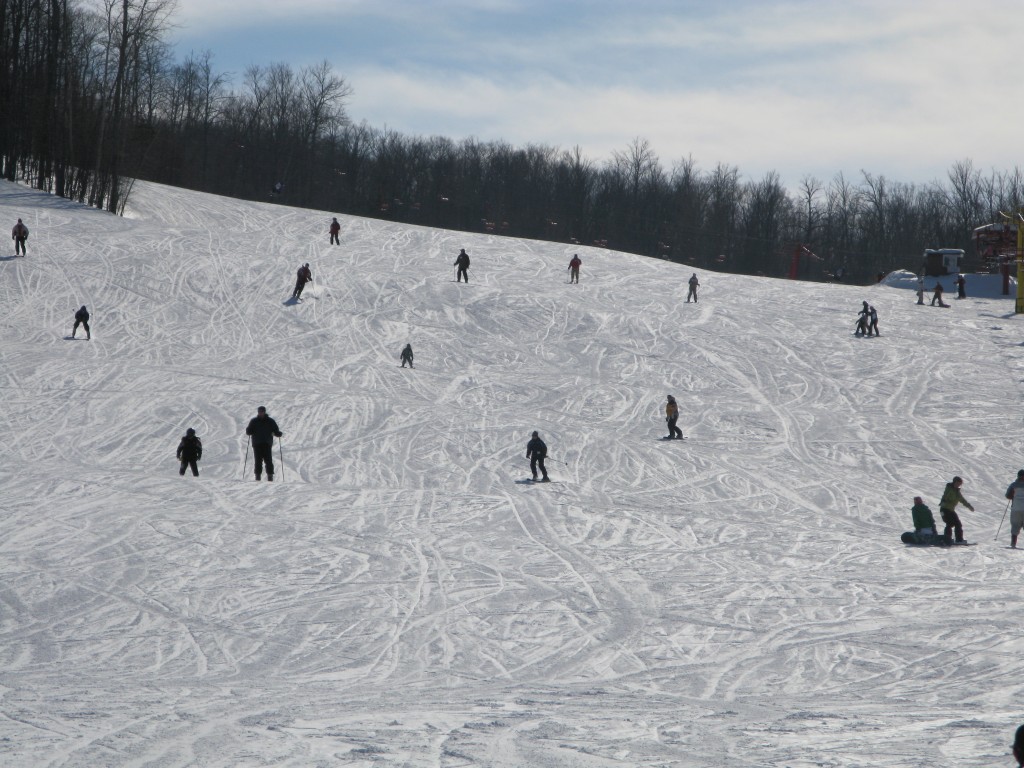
<box><xmin>526</xmin><ymin>431</ymin><xmax>549</xmax><ymax>482</ymax></box>
<box><xmin>176</xmin><ymin>428</ymin><xmax>203</xmax><ymax>477</ymax></box>
<box><xmin>400</xmin><ymin>343</ymin><xmax>414</xmax><ymax>368</ymax></box>
<box><xmin>246</xmin><ymin>406</ymin><xmax>282</xmax><ymax>481</ymax></box>
<box><xmin>453</xmin><ymin>248</ymin><xmax>470</xmax><ymax>283</ymax></box>
<box><xmin>11</xmin><ymin>218</ymin><xmax>28</xmax><ymax>256</ymax></box>
<box><xmin>686</xmin><ymin>273</ymin><xmax>700</xmax><ymax>303</ymax></box>
<box><xmin>867</xmin><ymin>305</ymin><xmax>879</xmax><ymax>337</ymax></box>
<box><xmin>72</xmin><ymin>305</ymin><xmax>90</xmax><ymax>339</ymax></box>
<box><xmin>329</xmin><ymin>217</ymin><xmax>341</xmax><ymax>245</ymax></box>
<box><xmin>292</xmin><ymin>263</ymin><xmax>313</xmax><ymax>298</ymax></box>
<box><xmin>665</xmin><ymin>395</ymin><xmax>684</xmax><ymax>439</ymax></box>
<box><xmin>568</xmin><ymin>254</ymin><xmax>582</xmax><ymax>283</ymax></box>
<box><xmin>1005</xmin><ymin>469</ymin><xmax>1024</xmax><ymax>548</ymax></box>
<box><xmin>916</xmin><ymin>275</ymin><xmax>925</xmax><ymax>305</ymax></box>
<box><xmin>931</xmin><ymin>282</ymin><xmax>948</xmax><ymax>307</ymax></box>
<box><xmin>939</xmin><ymin>475</ymin><xmax>974</xmax><ymax>544</ymax></box>
<box><xmin>955</xmin><ymin>273</ymin><xmax>966</xmax><ymax>299</ymax></box>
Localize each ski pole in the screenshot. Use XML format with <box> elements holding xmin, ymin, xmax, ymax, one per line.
<box><xmin>279</xmin><ymin>440</ymin><xmax>284</xmax><ymax>483</ymax></box>
<box><xmin>995</xmin><ymin>498</ymin><xmax>1011</xmax><ymax>540</ymax></box>
<box><xmin>241</xmin><ymin>435</ymin><xmax>250</xmax><ymax>479</ymax></box>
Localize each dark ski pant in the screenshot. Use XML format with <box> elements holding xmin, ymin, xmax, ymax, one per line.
<box><xmin>456</xmin><ymin>267</ymin><xmax>468</xmax><ymax>283</ymax></box>
<box><xmin>686</xmin><ymin>287</ymin><xmax>697</xmax><ymax>302</ymax></box>
<box><xmin>73</xmin><ymin>319</ymin><xmax>90</xmax><ymax>338</ymax></box>
<box><xmin>401</xmin><ymin>356</ymin><xmax>413</xmax><ymax>368</ymax></box>
<box><xmin>530</xmin><ymin>455</ymin><xmax>548</xmax><ymax>481</ymax></box>
<box><xmin>940</xmin><ymin>508</ymin><xmax>963</xmax><ymax>543</ymax></box>
<box><xmin>330</xmin><ymin>233</ymin><xmax>340</xmax><ymax>245</ymax></box>
<box><xmin>293</xmin><ymin>279</ymin><xmax>308</xmax><ymax>298</ymax></box>
<box><xmin>570</xmin><ymin>268</ymin><xmax>579</xmax><ymax>283</ymax></box>
<box><xmin>179</xmin><ymin>459</ymin><xmax>199</xmax><ymax>477</ymax></box>
<box><xmin>254</xmin><ymin>443</ymin><xmax>275</xmax><ymax>480</ymax></box>
<box><xmin>667</xmin><ymin>415</ymin><xmax>683</xmax><ymax>439</ymax></box>
<box><xmin>14</xmin><ymin>237</ymin><xmax>26</xmax><ymax>255</ymax></box>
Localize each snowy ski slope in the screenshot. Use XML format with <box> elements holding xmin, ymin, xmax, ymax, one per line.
<box><xmin>3</xmin><ymin>179</ymin><xmax>1024</xmax><ymax>767</ymax></box>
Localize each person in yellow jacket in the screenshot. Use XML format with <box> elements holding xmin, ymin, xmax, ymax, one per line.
<box><xmin>939</xmin><ymin>475</ymin><xmax>974</xmax><ymax>544</ymax></box>
<box><xmin>665</xmin><ymin>395</ymin><xmax>683</xmax><ymax>439</ymax></box>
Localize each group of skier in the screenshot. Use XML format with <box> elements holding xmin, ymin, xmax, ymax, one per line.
<box><xmin>907</xmin><ymin>472</ymin><xmax>1024</xmax><ymax>549</ymax></box>
<box><xmin>176</xmin><ymin>406</ymin><xmax>283</xmax><ymax>481</ymax></box>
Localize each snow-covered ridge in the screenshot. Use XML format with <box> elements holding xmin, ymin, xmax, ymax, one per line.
<box><xmin>2</xmin><ymin>179</ymin><xmax>1023</xmax><ymax>766</ymax></box>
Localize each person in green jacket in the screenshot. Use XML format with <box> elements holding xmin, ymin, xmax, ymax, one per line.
<box><xmin>939</xmin><ymin>476</ymin><xmax>974</xmax><ymax>544</ymax></box>
<box><xmin>911</xmin><ymin>496</ymin><xmax>936</xmax><ymax>535</ymax></box>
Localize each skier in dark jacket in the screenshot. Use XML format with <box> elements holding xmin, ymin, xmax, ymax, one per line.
<box><xmin>400</xmin><ymin>343</ymin><xmax>414</xmax><ymax>368</ymax></box>
<box><xmin>329</xmin><ymin>217</ymin><xmax>341</xmax><ymax>245</ymax></box>
<box><xmin>526</xmin><ymin>431</ymin><xmax>549</xmax><ymax>482</ymax></box>
<box><xmin>686</xmin><ymin>273</ymin><xmax>700</xmax><ymax>302</ymax></box>
<box><xmin>72</xmin><ymin>306</ymin><xmax>90</xmax><ymax>339</ymax></box>
<box><xmin>454</xmin><ymin>249</ymin><xmax>470</xmax><ymax>283</ymax></box>
<box><xmin>568</xmin><ymin>254</ymin><xmax>582</xmax><ymax>283</ymax></box>
<box><xmin>931</xmin><ymin>283</ymin><xmax>948</xmax><ymax>307</ymax></box>
<box><xmin>939</xmin><ymin>475</ymin><xmax>974</xmax><ymax>544</ymax></box>
<box><xmin>1005</xmin><ymin>469</ymin><xmax>1024</xmax><ymax>548</ymax></box>
<box><xmin>176</xmin><ymin>428</ymin><xmax>203</xmax><ymax>477</ymax></box>
<box><xmin>11</xmin><ymin>218</ymin><xmax>28</xmax><ymax>256</ymax></box>
<box><xmin>246</xmin><ymin>406</ymin><xmax>282</xmax><ymax>481</ymax></box>
<box><xmin>955</xmin><ymin>274</ymin><xmax>966</xmax><ymax>299</ymax></box>
<box><xmin>866</xmin><ymin>305</ymin><xmax>879</xmax><ymax>337</ymax></box>
<box><xmin>292</xmin><ymin>263</ymin><xmax>312</xmax><ymax>298</ymax></box>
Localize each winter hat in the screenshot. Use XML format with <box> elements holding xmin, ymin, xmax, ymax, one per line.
<box><xmin>913</xmin><ymin>496</ymin><xmax>923</xmax><ymax>504</ymax></box>
<box><xmin>186</xmin><ymin>428</ymin><xmax>195</xmax><ymax>436</ymax></box>
<box><xmin>532</xmin><ymin>431</ymin><xmax>539</xmax><ymax>438</ymax></box>
<box><xmin>257</xmin><ymin>406</ymin><xmax>266</xmax><ymax>414</ymax></box>
<box><xmin>1018</xmin><ymin>469</ymin><xmax>1024</xmax><ymax>479</ymax></box>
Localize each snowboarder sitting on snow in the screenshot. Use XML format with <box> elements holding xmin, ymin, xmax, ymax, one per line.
<box><xmin>72</xmin><ymin>305</ymin><xmax>90</xmax><ymax>339</ymax></box>
<box><xmin>176</xmin><ymin>428</ymin><xmax>202</xmax><ymax>477</ymax></box>
<box><xmin>568</xmin><ymin>254</ymin><xmax>581</xmax><ymax>283</ymax></box>
<box><xmin>246</xmin><ymin>406</ymin><xmax>282</xmax><ymax>481</ymax></box>
<box><xmin>911</xmin><ymin>496</ymin><xmax>937</xmax><ymax>535</ymax></box>
<box><xmin>293</xmin><ymin>263</ymin><xmax>312</xmax><ymax>298</ymax></box>
<box><xmin>330</xmin><ymin>217</ymin><xmax>341</xmax><ymax>245</ymax></box>
<box><xmin>526</xmin><ymin>431</ymin><xmax>549</xmax><ymax>482</ymax></box>
<box><xmin>454</xmin><ymin>249</ymin><xmax>470</xmax><ymax>283</ymax></box>
<box><xmin>939</xmin><ymin>475</ymin><xmax>974</xmax><ymax>544</ymax></box>
<box><xmin>1005</xmin><ymin>469</ymin><xmax>1024</xmax><ymax>548</ymax></box>
<box><xmin>400</xmin><ymin>343</ymin><xmax>414</xmax><ymax>368</ymax></box>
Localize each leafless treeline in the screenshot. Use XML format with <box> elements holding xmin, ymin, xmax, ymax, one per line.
<box><xmin>4</xmin><ymin>0</ymin><xmax>1024</xmax><ymax>280</ymax></box>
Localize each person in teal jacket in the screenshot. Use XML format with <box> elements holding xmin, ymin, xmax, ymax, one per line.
<box><xmin>939</xmin><ymin>476</ymin><xmax>974</xmax><ymax>544</ymax></box>
<box><xmin>911</xmin><ymin>496</ymin><xmax>936</xmax><ymax>534</ymax></box>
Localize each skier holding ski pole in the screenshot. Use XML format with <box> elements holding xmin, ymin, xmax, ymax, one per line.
<box><xmin>1002</xmin><ymin>469</ymin><xmax>1024</xmax><ymax>547</ymax></box>
<box><xmin>245</xmin><ymin>406</ymin><xmax>282</xmax><ymax>481</ymax></box>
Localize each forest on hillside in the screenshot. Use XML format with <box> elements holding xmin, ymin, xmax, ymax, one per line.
<box><xmin>2</xmin><ymin>0</ymin><xmax>1022</xmax><ymax>281</ymax></box>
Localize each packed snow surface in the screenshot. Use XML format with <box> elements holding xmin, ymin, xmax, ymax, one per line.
<box><xmin>3</xmin><ymin>180</ymin><xmax>1024</xmax><ymax>767</ymax></box>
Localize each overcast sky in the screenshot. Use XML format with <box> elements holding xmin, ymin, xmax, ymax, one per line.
<box><xmin>170</xmin><ymin>0</ymin><xmax>1024</xmax><ymax>189</ymax></box>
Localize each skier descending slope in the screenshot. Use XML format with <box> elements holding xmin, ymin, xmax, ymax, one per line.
<box><xmin>72</xmin><ymin>305</ymin><xmax>90</xmax><ymax>339</ymax></box>
<box><xmin>526</xmin><ymin>431</ymin><xmax>549</xmax><ymax>482</ymax></box>
<box><xmin>453</xmin><ymin>249</ymin><xmax>470</xmax><ymax>283</ymax></box>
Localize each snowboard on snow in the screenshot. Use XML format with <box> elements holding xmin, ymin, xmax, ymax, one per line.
<box><xmin>901</xmin><ymin>531</ymin><xmax>975</xmax><ymax>547</ymax></box>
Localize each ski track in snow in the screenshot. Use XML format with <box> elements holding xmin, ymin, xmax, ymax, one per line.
<box><xmin>1</xmin><ymin>179</ymin><xmax>1023</xmax><ymax>766</ymax></box>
